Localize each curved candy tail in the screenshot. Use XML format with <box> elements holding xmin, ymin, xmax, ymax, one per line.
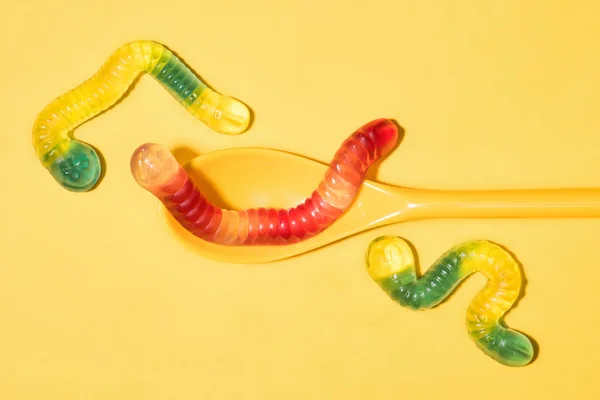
<box><xmin>463</xmin><ymin>242</ymin><xmax>534</xmax><ymax>367</ymax></box>
<box><xmin>365</xmin><ymin>236</ymin><xmax>535</xmax><ymax>367</ymax></box>
<box><xmin>32</xmin><ymin>40</ymin><xmax>251</xmax><ymax>192</ymax></box>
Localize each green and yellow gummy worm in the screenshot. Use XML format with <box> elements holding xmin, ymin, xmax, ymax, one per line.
<box><xmin>366</xmin><ymin>237</ymin><xmax>535</xmax><ymax>367</ymax></box>
<box><xmin>32</xmin><ymin>40</ymin><xmax>251</xmax><ymax>192</ymax></box>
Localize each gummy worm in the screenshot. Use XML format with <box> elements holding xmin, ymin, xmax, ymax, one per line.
<box><xmin>130</xmin><ymin>118</ymin><xmax>398</xmax><ymax>245</ymax></box>
<box><xmin>365</xmin><ymin>236</ymin><xmax>534</xmax><ymax>367</ymax></box>
<box><xmin>32</xmin><ymin>40</ymin><xmax>251</xmax><ymax>192</ymax></box>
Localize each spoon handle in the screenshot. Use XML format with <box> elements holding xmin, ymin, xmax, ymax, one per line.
<box><xmin>401</xmin><ymin>187</ymin><xmax>600</xmax><ymax>220</ymax></box>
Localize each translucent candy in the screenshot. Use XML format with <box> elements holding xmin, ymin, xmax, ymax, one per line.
<box><xmin>130</xmin><ymin>118</ymin><xmax>399</xmax><ymax>245</ymax></box>
<box><xmin>365</xmin><ymin>236</ymin><xmax>535</xmax><ymax>367</ymax></box>
<box><xmin>32</xmin><ymin>40</ymin><xmax>251</xmax><ymax>192</ymax></box>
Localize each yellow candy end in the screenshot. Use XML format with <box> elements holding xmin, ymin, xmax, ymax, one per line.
<box><xmin>365</xmin><ymin>236</ymin><xmax>415</xmax><ymax>281</ymax></box>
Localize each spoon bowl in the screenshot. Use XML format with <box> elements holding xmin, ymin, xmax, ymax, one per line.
<box><xmin>159</xmin><ymin>147</ymin><xmax>401</xmax><ymax>263</ymax></box>
<box><xmin>156</xmin><ymin>147</ymin><xmax>600</xmax><ymax>264</ymax></box>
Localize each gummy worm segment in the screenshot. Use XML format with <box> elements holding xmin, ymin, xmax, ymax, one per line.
<box><xmin>365</xmin><ymin>237</ymin><xmax>534</xmax><ymax>367</ymax></box>
<box><xmin>32</xmin><ymin>40</ymin><xmax>251</xmax><ymax>192</ymax></box>
<box><xmin>130</xmin><ymin>118</ymin><xmax>398</xmax><ymax>245</ymax></box>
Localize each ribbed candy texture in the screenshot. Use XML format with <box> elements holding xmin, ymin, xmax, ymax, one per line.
<box><xmin>365</xmin><ymin>237</ymin><xmax>535</xmax><ymax>367</ymax></box>
<box><xmin>131</xmin><ymin>118</ymin><xmax>399</xmax><ymax>245</ymax></box>
<box><xmin>32</xmin><ymin>40</ymin><xmax>251</xmax><ymax>192</ymax></box>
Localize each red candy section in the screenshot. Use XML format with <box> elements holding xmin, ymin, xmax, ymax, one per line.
<box><xmin>144</xmin><ymin>118</ymin><xmax>398</xmax><ymax>245</ymax></box>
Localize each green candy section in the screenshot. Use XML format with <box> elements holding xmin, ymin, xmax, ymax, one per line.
<box><xmin>379</xmin><ymin>250</ymin><xmax>463</xmax><ymax>310</ymax></box>
<box><xmin>475</xmin><ymin>325</ymin><xmax>534</xmax><ymax>367</ymax></box>
<box><xmin>150</xmin><ymin>51</ymin><xmax>206</xmax><ymax>106</ymax></box>
<box><xmin>48</xmin><ymin>140</ymin><xmax>101</xmax><ymax>192</ymax></box>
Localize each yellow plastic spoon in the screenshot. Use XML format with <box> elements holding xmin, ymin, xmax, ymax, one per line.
<box><xmin>151</xmin><ymin>146</ymin><xmax>600</xmax><ymax>264</ymax></box>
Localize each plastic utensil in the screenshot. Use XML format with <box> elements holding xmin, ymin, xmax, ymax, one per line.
<box><xmin>144</xmin><ymin>146</ymin><xmax>600</xmax><ymax>264</ymax></box>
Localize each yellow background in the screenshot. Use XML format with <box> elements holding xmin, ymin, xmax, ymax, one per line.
<box><xmin>2</xmin><ymin>1</ymin><xmax>599</xmax><ymax>398</ymax></box>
